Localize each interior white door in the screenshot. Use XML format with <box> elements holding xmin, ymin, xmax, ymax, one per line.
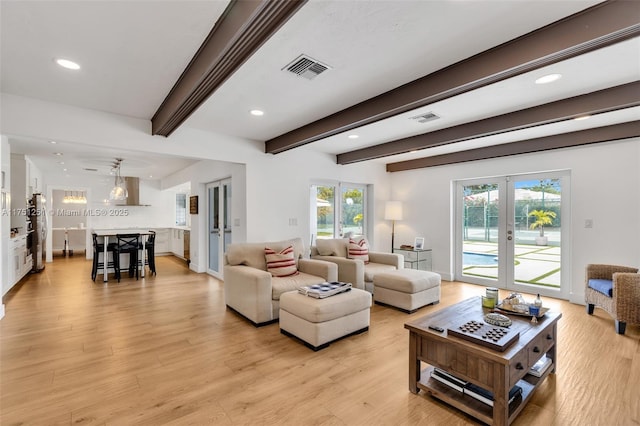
<box><xmin>207</xmin><ymin>179</ymin><xmax>231</xmax><ymax>278</ymax></box>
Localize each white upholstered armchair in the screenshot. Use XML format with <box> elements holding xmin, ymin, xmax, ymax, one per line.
<box><xmin>310</xmin><ymin>238</ymin><xmax>403</xmax><ymax>292</ymax></box>
<box><xmin>224</xmin><ymin>238</ymin><xmax>337</xmax><ymax>326</ymax></box>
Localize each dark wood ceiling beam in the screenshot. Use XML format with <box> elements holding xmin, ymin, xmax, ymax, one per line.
<box><xmin>336</xmin><ymin>81</ymin><xmax>640</xmax><ymax>164</ymax></box>
<box><xmin>385</xmin><ymin>121</ymin><xmax>640</xmax><ymax>172</ymax></box>
<box><xmin>265</xmin><ymin>0</ymin><xmax>640</xmax><ymax>154</ymax></box>
<box><xmin>152</xmin><ymin>0</ymin><xmax>307</xmax><ymax>137</ymax></box>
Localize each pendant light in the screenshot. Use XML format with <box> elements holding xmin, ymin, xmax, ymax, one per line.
<box><xmin>62</xmin><ymin>190</ymin><xmax>87</xmax><ymax>204</ymax></box>
<box><xmin>109</xmin><ymin>158</ymin><xmax>128</xmax><ymax>201</ymax></box>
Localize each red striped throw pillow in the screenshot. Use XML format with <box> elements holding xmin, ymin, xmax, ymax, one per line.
<box><xmin>265</xmin><ymin>245</ymin><xmax>299</xmax><ymax>277</ymax></box>
<box><xmin>348</xmin><ymin>238</ymin><xmax>369</xmax><ymax>263</ymax></box>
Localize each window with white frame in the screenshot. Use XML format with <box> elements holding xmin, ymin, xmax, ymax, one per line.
<box><xmin>176</xmin><ymin>194</ymin><xmax>187</xmax><ymax>226</ymax></box>
<box><xmin>310</xmin><ymin>182</ymin><xmax>367</xmax><ymax>244</ymax></box>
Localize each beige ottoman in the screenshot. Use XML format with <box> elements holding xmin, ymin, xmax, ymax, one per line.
<box><xmin>279</xmin><ymin>288</ymin><xmax>372</xmax><ymax>351</ymax></box>
<box><xmin>373</xmin><ymin>269</ymin><xmax>441</xmax><ymax>313</ymax></box>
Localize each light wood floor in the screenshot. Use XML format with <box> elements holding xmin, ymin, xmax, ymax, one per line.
<box><xmin>1</xmin><ymin>256</ymin><xmax>638</xmax><ymax>426</ymax></box>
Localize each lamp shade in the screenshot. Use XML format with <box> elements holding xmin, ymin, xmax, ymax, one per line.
<box><xmin>384</xmin><ymin>201</ymin><xmax>403</xmax><ymax>221</ymax></box>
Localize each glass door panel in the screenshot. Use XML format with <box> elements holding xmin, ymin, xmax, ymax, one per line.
<box><xmin>510</xmin><ymin>176</ymin><xmax>563</xmax><ymax>296</ymax></box>
<box><xmin>223</xmin><ymin>182</ymin><xmax>232</xmax><ymax>252</ymax></box>
<box><xmin>313</xmin><ymin>185</ymin><xmax>336</xmax><ymax>240</ymax></box>
<box><xmin>208</xmin><ymin>185</ymin><xmax>220</xmax><ymax>274</ymax></box>
<box><xmin>341</xmin><ymin>186</ymin><xmax>365</xmax><ymax>238</ymax></box>
<box><xmin>207</xmin><ymin>178</ymin><xmax>232</xmax><ymax>279</ymax></box>
<box><xmin>459</xmin><ymin>181</ymin><xmax>503</xmax><ymax>286</ymax></box>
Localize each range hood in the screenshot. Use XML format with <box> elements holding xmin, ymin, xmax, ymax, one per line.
<box><xmin>115</xmin><ymin>177</ymin><xmax>150</xmax><ymax>206</ymax></box>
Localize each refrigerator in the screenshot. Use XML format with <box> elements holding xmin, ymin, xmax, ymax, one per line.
<box><xmin>29</xmin><ymin>193</ymin><xmax>47</xmax><ymax>272</ymax></box>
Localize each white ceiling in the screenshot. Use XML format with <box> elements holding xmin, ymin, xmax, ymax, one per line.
<box><xmin>1</xmin><ymin>0</ymin><xmax>637</xmax><ymax>178</ymax></box>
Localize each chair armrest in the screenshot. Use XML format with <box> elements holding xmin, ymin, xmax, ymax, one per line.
<box><xmin>223</xmin><ymin>264</ymin><xmax>274</xmax><ymax>324</ymax></box>
<box><xmin>311</xmin><ymin>255</ymin><xmax>364</xmax><ymax>289</ymax></box>
<box><xmin>298</xmin><ymin>258</ymin><xmax>338</xmax><ymax>282</ymax></box>
<box><xmin>369</xmin><ymin>251</ymin><xmax>404</xmax><ymax>269</ymax></box>
<box><xmin>586</xmin><ymin>264</ymin><xmax>639</xmax><ymax>284</ymax></box>
<box><xmin>612</xmin><ymin>272</ymin><xmax>640</xmax><ymax>321</ymax></box>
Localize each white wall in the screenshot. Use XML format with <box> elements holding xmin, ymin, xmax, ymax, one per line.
<box><xmin>0</xmin><ymin>93</ymin><xmax>264</xmax><ymax>163</ymax></box>
<box><xmin>388</xmin><ymin>138</ymin><xmax>640</xmax><ymax>303</ymax></box>
<box><xmin>3</xmin><ymin>93</ymin><xmax>638</xmax><ymax>306</ymax></box>
<box><xmin>162</xmin><ymin>159</ymin><xmax>247</xmax><ymax>273</ymax></box>
<box><xmin>241</xmin><ymin>148</ymin><xmax>389</xmax><ymax>246</ymax></box>
<box><xmin>0</xmin><ymin>135</ymin><xmax>10</xmax><ymax>318</ymax></box>
<box><xmin>161</xmin><ymin>148</ymin><xmax>390</xmax><ymax>273</ymax></box>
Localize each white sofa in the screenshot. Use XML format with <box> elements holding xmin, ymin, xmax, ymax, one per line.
<box><xmin>311</xmin><ymin>238</ymin><xmax>403</xmax><ymax>293</ymax></box>
<box><xmin>224</xmin><ymin>238</ymin><xmax>338</xmax><ymax>326</ymax></box>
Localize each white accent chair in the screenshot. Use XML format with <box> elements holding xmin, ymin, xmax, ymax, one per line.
<box><xmin>224</xmin><ymin>238</ymin><xmax>338</xmax><ymax>326</ymax></box>
<box><xmin>310</xmin><ymin>238</ymin><xmax>403</xmax><ymax>292</ymax></box>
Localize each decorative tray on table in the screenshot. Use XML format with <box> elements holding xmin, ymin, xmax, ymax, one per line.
<box><xmin>494</xmin><ymin>303</ymin><xmax>549</xmax><ymax>318</ymax></box>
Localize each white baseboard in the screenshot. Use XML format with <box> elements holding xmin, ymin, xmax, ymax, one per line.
<box><xmin>436</xmin><ymin>271</ymin><xmax>453</xmax><ymax>281</ymax></box>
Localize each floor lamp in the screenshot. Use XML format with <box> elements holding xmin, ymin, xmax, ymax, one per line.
<box><xmin>384</xmin><ymin>201</ymin><xmax>403</xmax><ymax>252</ymax></box>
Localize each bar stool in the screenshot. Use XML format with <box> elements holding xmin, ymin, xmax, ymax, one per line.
<box><xmin>91</xmin><ymin>233</ymin><xmax>118</xmax><ymax>281</ymax></box>
<box><xmin>138</xmin><ymin>230</ymin><xmax>156</xmax><ymax>275</ymax></box>
<box><xmin>115</xmin><ymin>234</ymin><xmax>139</xmax><ymax>282</ymax></box>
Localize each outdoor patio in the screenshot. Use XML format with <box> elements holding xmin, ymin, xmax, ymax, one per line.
<box><xmin>463</xmin><ymin>237</ymin><xmax>561</xmax><ymax>287</ymax></box>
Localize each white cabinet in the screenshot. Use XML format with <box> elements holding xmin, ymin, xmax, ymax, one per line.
<box><xmin>26</xmin><ymin>157</ymin><xmax>43</xmax><ymax>196</ymax></box>
<box><xmin>151</xmin><ymin>228</ymin><xmax>170</xmax><ymax>254</ymax></box>
<box><xmin>2</xmin><ymin>136</ymin><xmax>11</xmax><ymax>298</ymax></box>
<box><xmin>9</xmin><ymin>235</ymin><xmax>31</xmax><ymax>286</ymax></box>
<box><xmin>171</xmin><ymin>228</ymin><xmax>184</xmax><ymax>258</ymax></box>
<box><xmin>10</xmin><ymin>154</ymin><xmax>27</xmax><ymax>232</ymax></box>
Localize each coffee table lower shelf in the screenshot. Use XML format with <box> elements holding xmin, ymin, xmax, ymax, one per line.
<box><xmin>418</xmin><ymin>365</ymin><xmax>550</xmax><ymax>425</ymax></box>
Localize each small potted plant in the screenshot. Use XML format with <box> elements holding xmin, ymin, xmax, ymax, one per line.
<box><xmin>528</xmin><ymin>209</ymin><xmax>556</xmax><ymax>245</ymax></box>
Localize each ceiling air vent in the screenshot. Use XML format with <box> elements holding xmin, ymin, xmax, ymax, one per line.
<box><xmin>82</xmin><ymin>168</ymin><xmax>98</xmax><ymax>172</ymax></box>
<box><xmin>283</xmin><ymin>55</ymin><xmax>331</xmax><ymax>80</ymax></box>
<box><xmin>410</xmin><ymin>112</ymin><xmax>439</xmax><ymax>123</ymax></box>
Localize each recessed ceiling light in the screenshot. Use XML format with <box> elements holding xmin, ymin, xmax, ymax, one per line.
<box><xmin>250</xmin><ymin>109</ymin><xmax>264</xmax><ymax>116</ymax></box>
<box><xmin>574</xmin><ymin>115</ymin><xmax>591</xmax><ymax>121</ymax></box>
<box><xmin>63</xmin><ymin>168</ymin><xmax>68</xmax><ymax>172</ymax></box>
<box><xmin>53</xmin><ymin>152</ymin><xmax>63</xmax><ymax>156</ymax></box>
<box><xmin>535</xmin><ymin>73</ymin><xmax>562</xmax><ymax>85</ymax></box>
<box><xmin>55</xmin><ymin>58</ymin><xmax>81</xmax><ymax>70</ymax></box>
<box><xmin>58</xmin><ymin>161</ymin><xmax>65</xmax><ymax>165</ymax></box>
<box><xmin>49</xmin><ymin>140</ymin><xmax>57</xmax><ymax>144</ymax></box>
<box><xmin>348</xmin><ymin>134</ymin><xmax>359</xmax><ymax>139</ymax></box>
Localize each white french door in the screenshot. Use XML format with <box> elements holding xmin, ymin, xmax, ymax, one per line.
<box><xmin>310</xmin><ymin>182</ymin><xmax>367</xmax><ymax>243</ymax></box>
<box><xmin>455</xmin><ymin>171</ymin><xmax>570</xmax><ymax>299</ymax></box>
<box><xmin>207</xmin><ymin>179</ymin><xmax>231</xmax><ymax>279</ymax></box>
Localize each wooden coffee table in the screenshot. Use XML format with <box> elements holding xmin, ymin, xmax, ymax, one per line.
<box><xmin>405</xmin><ymin>296</ymin><xmax>561</xmax><ymax>426</ymax></box>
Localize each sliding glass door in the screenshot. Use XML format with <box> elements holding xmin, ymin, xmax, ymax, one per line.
<box><xmin>455</xmin><ymin>171</ymin><xmax>569</xmax><ymax>299</ymax></box>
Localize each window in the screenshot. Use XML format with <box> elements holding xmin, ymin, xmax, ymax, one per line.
<box><xmin>176</xmin><ymin>194</ymin><xmax>187</xmax><ymax>226</ymax></box>
<box><xmin>310</xmin><ymin>182</ymin><xmax>367</xmax><ymax>243</ymax></box>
